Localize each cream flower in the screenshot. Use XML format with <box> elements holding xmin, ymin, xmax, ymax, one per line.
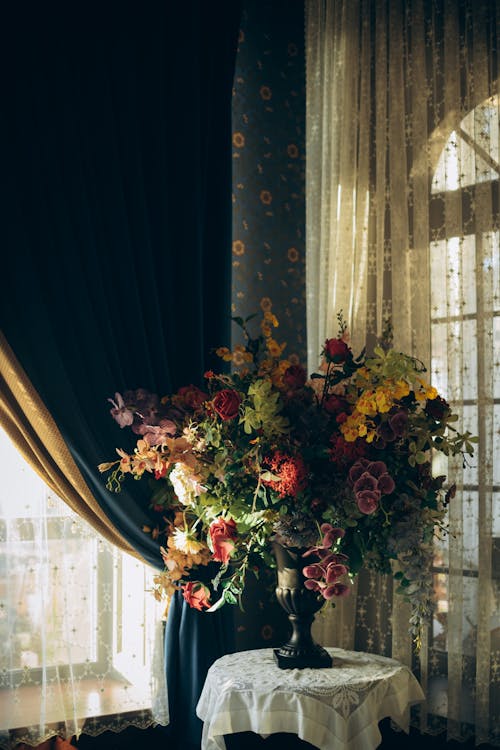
<box><xmin>169</xmin><ymin>462</ymin><xmax>204</xmax><ymax>506</ymax></box>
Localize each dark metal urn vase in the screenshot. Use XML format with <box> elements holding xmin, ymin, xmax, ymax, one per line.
<box><xmin>272</xmin><ymin>541</ymin><xmax>333</xmax><ymax>669</ymax></box>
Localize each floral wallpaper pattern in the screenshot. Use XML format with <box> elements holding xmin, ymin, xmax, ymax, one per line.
<box><xmin>231</xmin><ymin>0</ymin><xmax>306</xmax><ymax>651</ymax></box>
<box><xmin>231</xmin><ymin>0</ymin><xmax>306</xmax><ymax>367</ymax></box>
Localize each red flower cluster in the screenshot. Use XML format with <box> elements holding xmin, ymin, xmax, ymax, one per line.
<box><xmin>262</xmin><ymin>451</ymin><xmax>308</xmax><ymax>498</ymax></box>
<box><xmin>329</xmin><ymin>434</ymin><xmax>366</xmax><ymax>465</ymax></box>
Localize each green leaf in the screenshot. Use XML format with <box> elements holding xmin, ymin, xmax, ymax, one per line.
<box><xmin>224</xmin><ymin>589</ymin><xmax>237</xmax><ymax>605</ymax></box>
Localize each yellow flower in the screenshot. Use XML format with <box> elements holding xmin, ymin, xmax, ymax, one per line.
<box><xmin>232</xmin><ymin>345</ymin><xmax>253</xmax><ymax>367</ymax></box>
<box><xmin>232</xmin><ymin>132</ymin><xmax>245</xmax><ymax>149</ymax></box>
<box><xmin>261</xmin><ymin>312</ymin><xmax>279</xmax><ymax>339</ymax></box>
<box><xmin>232</xmin><ymin>240</ymin><xmax>246</xmax><ymax>256</ymax></box>
<box><xmin>271</xmin><ymin>359</ymin><xmax>292</xmax><ymax>388</ymax></box>
<box><xmin>340</xmin><ymin>414</ymin><xmax>363</xmax><ymax>442</ymax></box>
<box><xmin>374</xmin><ymin>387</ymin><xmax>392</xmax><ymax>413</ymax></box>
<box><xmin>393</xmin><ymin>379</ymin><xmax>410</xmax><ymax>399</ymax></box>
<box><xmin>216</xmin><ymin>346</ymin><xmax>233</xmax><ymax>362</ymax></box>
<box><xmin>356</xmin><ymin>391</ymin><xmax>377</xmax><ymax>417</ymax></box>
<box><xmin>267</xmin><ymin>338</ymin><xmax>286</xmax><ymax>358</ymax></box>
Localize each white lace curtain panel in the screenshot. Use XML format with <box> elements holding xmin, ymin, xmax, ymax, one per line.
<box><xmin>0</xmin><ymin>428</ymin><xmax>168</xmax><ymax>749</ymax></box>
<box><xmin>306</xmin><ymin>0</ymin><xmax>499</xmax><ymax>746</ymax></box>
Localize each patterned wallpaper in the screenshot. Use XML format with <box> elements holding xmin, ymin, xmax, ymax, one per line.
<box><xmin>231</xmin><ymin>0</ymin><xmax>306</xmax><ymax>366</ymax></box>
<box><xmin>231</xmin><ymin>0</ymin><xmax>306</xmax><ymax>652</ymax></box>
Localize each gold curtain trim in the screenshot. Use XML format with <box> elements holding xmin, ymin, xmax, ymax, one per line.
<box><xmin>0</xmin><ymin>330</ymin><xmax>139</xmax><ymax>559</ymax></box>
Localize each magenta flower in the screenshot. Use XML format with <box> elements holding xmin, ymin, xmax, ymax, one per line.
<box><xmin>367</xmin><ymin>461</ymin><xmax>388</xmax><ymax>478</ymax></box>
<box><xmin>353</xmin><ymin>472</ymin><xmax>379</xmax><ymax>494</ymax></box>
<box><xmin>356</xmin><ymin>490</ymin><xmax>380</xmax><ymax>514</ymax></box>
<box><xmin>325</xmin><ymin>563</ymin><xmax>348</xmax><ymax>583</ymax></box>
<box><xmin>348</xmin><ymin>458</ymin><xmax>370</xmax><ymax>483</ymax></box>
<box><xmin>323</xmin><ymin>582</ymin><xmax>350</xmax><ymax>599</ymax></box>
<box><xmin>377</xmin><ymin>472</ymin><xmax>395</xmax><ymax>495</ymax></box>
<box><xmin>302</xmin><ymin>564</ymin><xmax>324</xmax><ymax>579</ymax></box>
<box><xmin>304</xmin><ymin>579</ymin><xmax>323</xmax><ymax>592</ymax></box>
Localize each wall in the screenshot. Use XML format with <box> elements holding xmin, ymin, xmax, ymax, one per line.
<box><xmin>231</xmin><ymin>0</ymin><xmax>306</xmax><ymax>366</ymax></box>
<box><xmin>230</xmin><ymin>0</ymin><xmax>307</xmax><ymax>652</ymax></box>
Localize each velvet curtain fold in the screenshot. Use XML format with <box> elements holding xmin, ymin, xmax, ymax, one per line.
<box><xmin>0</xmin><ymin>0</ymin><xmax>241</xmax><ymax>562</ymax></box>
<box><xmin>0</xmin><ymin>1</ymin><xmax>242</xmax><ymax>747</ymax></box>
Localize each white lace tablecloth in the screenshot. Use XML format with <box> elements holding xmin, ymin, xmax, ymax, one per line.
<box><xmin>196</xmin><ymin>647</ymin><xmax>425</xmax><ymax>750</ymax></box>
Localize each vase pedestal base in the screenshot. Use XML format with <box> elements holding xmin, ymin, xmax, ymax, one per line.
<box><xmin>273</xmin><ymin>644</ymin><xmax>332</xmax><ymax>670</ymax></box>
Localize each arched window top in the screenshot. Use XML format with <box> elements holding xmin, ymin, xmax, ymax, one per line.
<box><xmin>432</xmin><ymin>94</ymin><xmax>500</xmax><ymax>193</ymax></box>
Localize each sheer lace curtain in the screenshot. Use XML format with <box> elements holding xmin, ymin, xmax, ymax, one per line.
<box><xmin>306</xmin><ymin>0</ymin><xmax>499</xmax><ymax>745</ymax></box>
<box><xmin>0</xmin><ymin>427</ymin><xmax>168</xmax><ymax>749</ymax></box>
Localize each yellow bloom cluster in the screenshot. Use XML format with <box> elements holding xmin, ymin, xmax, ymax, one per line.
<box><xmin>341</xmin><ymin>376</ymin><xmax>437</xmax><ymax>443</ymax></box>
<box><xmin>215</xmin><ymin>344</ymin><xmax>254</xmax><ymax>367</ymax></box>
<box><xmin>260</xmin><ymin>310</ymin><xmax>279</xmax><ymax>338</ymax></box>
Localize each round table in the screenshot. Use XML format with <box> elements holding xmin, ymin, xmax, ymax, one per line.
<box><xmin>196</xmin><ymin>647</ymin><xmax>425</xmax><ymax>750</ymax></box>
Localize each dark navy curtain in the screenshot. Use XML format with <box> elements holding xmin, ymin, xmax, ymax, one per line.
<box><xmin>0</xmin><ymin>1</ymin><xmax>241</xmax><ymax>747</ymax></box>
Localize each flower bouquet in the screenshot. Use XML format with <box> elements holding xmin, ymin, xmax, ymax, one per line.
<box><xmin>99</xmin><ymin>310</ymin><xmax>475</xmax><ymax>650</ymax></box>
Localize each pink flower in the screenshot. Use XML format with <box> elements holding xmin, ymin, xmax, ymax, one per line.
<box><xmin>209</xmin><ymin>517</ymin><xmax>238</xmax><ymax>564</ymax></box>
<box><xmin>348</xmin><ymin>458</ymin><xmax>371</xmax><ymax>484</ymax></box>
<box><xmin>325</xmin><ymin>563</ymin><xmax>348</xmax><ymax>583</ymax></box>
<box><xmin>302</xmin><ymin>564</ymin><xmax>324</xmax><ymax>579</ymax></box>
<box><xmin>134</xmin><ymin>419</ymin><xmax>177</xmax><ymax>446</ymax></box>
<box><xmin>367</xmin><ymin>461</ymin><xmax>388</xmax><ymax>478</ymax></box>
<box><xmin>320</xmin><ymin>523</ymin><xmax>346</xmax><ymax>547</ymax></box>
<box><xmin>323</xmin><ymin>582</ymin><xmax>350</xmax><ymax>599</ymax></box>
<box><xmin>304</xmin><ymin>579</ymin><xmax>323</xmax><ymax>592</ymax></box>
<box><xmin>353</xmin><ymin>472</ymin><xmax>379</xmax><ymax>494</ymax></box>
<box><xmin>108</xmin><ymin>392</ymin><xmax>134</xmax><ymax>428</ymax></box>
<box><xmin>377</xmin><ymin>472</ymin><xmax>395</xmax><ymax>495</ymax></box>
<box><xmin>356</xmin><ymin>490</ymin><xmax>380</xmax><ymax>514</ymax></box>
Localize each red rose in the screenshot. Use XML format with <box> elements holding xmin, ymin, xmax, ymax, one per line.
<box><xmin>209</xmin><ymin>517</ymin><xmax>238</xmax><ymax>564</ymax></box>
<box><xmin>324</xmin><ymin>338</ymin><xmax>350</xmax><ymax>362</ymax></box>
<box><xmin>182</xmin><ymin>581</ymin><xmax>211</xmax><ymax>611</ymax></box>
<box><xmin>212</xmin><ymin>389</ymin><xmax>242</xmax><ymax>420</ymax></box>
<box><xmin>176</xmin><ymin>385</ymin><xmax>208</xmax><ymax>411</ymax></box>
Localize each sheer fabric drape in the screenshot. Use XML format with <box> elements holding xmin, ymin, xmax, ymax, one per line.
<box><xmin>0</xmin><ymin>426</ymin><xmax>168</xmax><ymax>749</ymax></box>
<box><xmin>306</xmin><ymin>0</ymin><xmax>499</xmax><ymax>745</ymax></box>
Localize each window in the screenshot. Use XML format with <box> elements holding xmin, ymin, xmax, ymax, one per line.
<box><xmin>428</xmin><ymin>95</ymin><xmax>500</xmax><ymax>719</ymax></box>
<box><xmin>0</xmin><ymin>426</ymin><xmax>168</xmax><ymax>741</ymax></box>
